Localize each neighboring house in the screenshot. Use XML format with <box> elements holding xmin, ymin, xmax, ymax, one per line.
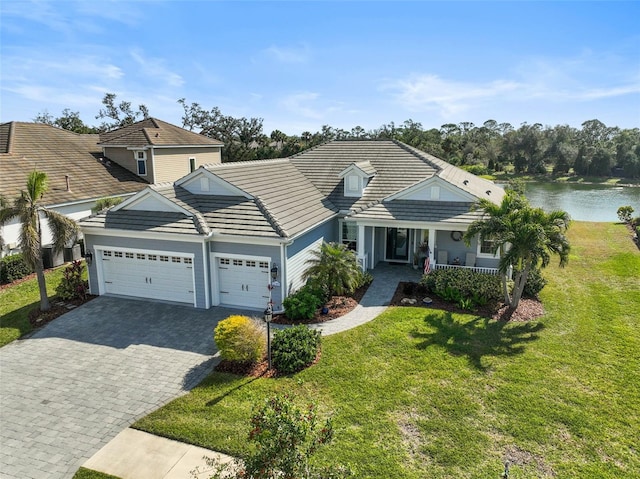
<box><xmin>80</xmin><ymin>140</ymin><xmax>505</xmax><ymax>312</ymax></box>
<box><xmin>97</xmin><ymin>118</ymin><xmax>224</xmax><ymax>184</ymax></box>
<box><xmin>0</xmin><ymin>122</ymin><xmax>148</xmax><ymax>257</ymax></box>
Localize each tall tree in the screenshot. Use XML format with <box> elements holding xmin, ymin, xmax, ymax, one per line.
<box><xmin>464</xmin><ymin>191</ymin><xmax>570</xmax><ymax>309</ymax></box>
<box><xmin>0</xmin><ymin>171</ymin><xmax>79</xmax><ymax>311</ymax></box>
<box><xmin>96</xmin><ymin>93</ymin><xmax>149</xmax><ymax>132</ymax></box>
<box><xmin>34</xmin><ymin>109</ymin><xmax>96</xmax><ymax>133</ymax></box>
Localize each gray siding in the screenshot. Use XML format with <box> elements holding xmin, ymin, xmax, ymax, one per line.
<box><xmin>84</xmin><ymin>234</ymin><xmax>207</xmax><ymax>308</ymax></box>
<box><xmin>286</xmin><ymin>219</ymin><xmax>337</xmax><ymax>258</ymax></box>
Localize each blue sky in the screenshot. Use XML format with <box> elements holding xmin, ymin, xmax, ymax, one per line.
<box><xmin>1</xmin><ymin>1</ymin><xmax>639</xmax><ymax>135</ymax></box>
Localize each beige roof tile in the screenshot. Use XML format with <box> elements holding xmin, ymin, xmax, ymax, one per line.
<box><xmin>0</xmin><ymin>122</ymin><xmax>147</xmax><ymax>206</ymax></box>
<box><xmin>98</xmin><ymin>118</ymin><xmax>223</xmax><ymax>147</ymax></box>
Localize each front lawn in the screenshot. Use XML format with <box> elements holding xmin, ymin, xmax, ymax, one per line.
<box><xmin>135</xmin><ymin>222</ymin><xmax>640</xmax><ymax>478</ymax></box>
<box><xmin>0</xmin><ymin>266</ymin><xmax>67</xmax><ymax>347</ymax></box>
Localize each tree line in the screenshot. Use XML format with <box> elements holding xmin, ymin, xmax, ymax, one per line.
<box><xmin>35</xmin><ymin>93</ymin><xmax>640</xmax><ymax>178</ymax></box>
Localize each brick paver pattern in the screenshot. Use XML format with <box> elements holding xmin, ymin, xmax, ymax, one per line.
<box><xmin>0</xmin><ymin>297</ymin><xmax>246</xmax><ymax>479</ymax></box>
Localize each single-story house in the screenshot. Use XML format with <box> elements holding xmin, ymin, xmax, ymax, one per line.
<box><xmin>80</xmin><ymin>140</ymin><xmax>505</xmax><ymax>312</ymax></box>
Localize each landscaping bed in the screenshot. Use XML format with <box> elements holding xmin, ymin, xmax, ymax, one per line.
<box><xmin>390</xmin><ymin>281</ymin><xmax>545</xmax><ymax>322</ymax></box>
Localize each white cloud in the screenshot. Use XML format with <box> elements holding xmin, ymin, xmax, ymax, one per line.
<box><xmin>264</xmin><ymin>44</ymin><xmax>310</xmax><ymax>64</ymax></box>
<box><xmin>130</xmin><ymin>50</ymin><xmax>184</xmax><ymax>88</ymax></box>
<box><xmin>384</xmin><ymin>74</ymin><xmax>521</xmax><ymax>117</ymax></box>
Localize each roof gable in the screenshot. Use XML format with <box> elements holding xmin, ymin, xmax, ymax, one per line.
<box><xmin>338</xmin><ymin>160</ymin><xmax>377</xmax><ymax>179</ymax></box>
<box><xmin>386</xmin><ymin>176</ymin><xmax>477</xmax><ymax>203</ymax></box>
<box><xmin>175</xmin><ymin>168</ymin><xmax>252</xmax><ymax>198</ymax></box>
<box><xmin>113</xmin><ymin>187</ymin><xmax>193</xmax><ymax>215</ymax></box>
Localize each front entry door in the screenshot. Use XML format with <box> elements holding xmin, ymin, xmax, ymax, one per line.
<box><xmin>386</xmin><ymin>228</ymin><xmax>409</xmax><ymax>262</ymax></box>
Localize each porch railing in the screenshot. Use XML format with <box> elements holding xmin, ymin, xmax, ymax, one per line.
<box><xmin>433</xmin><ymin>263</ymin><xmax>499</xmax><ymax>275</ymax></box>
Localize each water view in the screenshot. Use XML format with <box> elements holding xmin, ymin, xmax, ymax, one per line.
<box><xmin>522</xmin><ymin>182</ymin><xmax>640</xmax><ymax>222</ymax></box>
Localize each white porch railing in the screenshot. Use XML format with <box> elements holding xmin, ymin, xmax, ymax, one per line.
<box><xmin>433</xmin><ymin>263</ymin><xmax>499</xmax><ymax>275</ymax></box>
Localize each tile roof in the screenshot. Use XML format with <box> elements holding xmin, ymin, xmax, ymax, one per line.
<box><xmin>80</xmin><ymin>210</ymin><xmax>202</xmax><ymax>236</ymax></box>
<box><xmin>350</xmin><ymin>200</ymin><xmax>481</xmax><ymax>225</ymax></box>
<box><xmin>0</xmin><ymin>122</ymin><xmax>148</xmax><ymax>206</ymax></box>
<box><xmin>98</xmin><ymin>118</ymin><xmax>223</xmax><ymax>148</ymax></box>
<box><xmin>80</xmin><ymin>139</ymin><xmax>505</xmax><ymax>240</ymax></box>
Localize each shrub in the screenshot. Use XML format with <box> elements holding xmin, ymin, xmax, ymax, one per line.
<box><xmin>272</xmin><ymin>325</ymin><xmax>321</xmax><ymax>374</ymax></box>
<box><xmin>353</xmin><ymin>270</ymin><xmax>373</xmax><ymax>292</ymax></box>
<box><xmin>0</xmin><ymin>253</ymin><xmax>34</xmax><ymax>284</ymax></box>
<box><xmin>421</xmin><ymin>268</ymin><xmax>502</xmax><ymax>303</ymax></box>
<box><xmin>283</xmin><ymin>284</ymin><xmax>324</xmax><ymax>320</ymax></box>
<box><xmin>523</xmin><ymin>267</ymin><xmax>547</xmax><ymax>298</ymax></box>
<box><xmin>617</xmin><ymin>205</ymin><xmax>634</xmax><ymax>223</ymax></box>
<box><xmin>214</xmin><ymin>315</ymin><xmax>266</xmax><ymax>363</ymax></box>
<box><xmin>194</xmin><ymin>394</ymin><xmax>353</xmax><ymax>479</ymax></box>
<box><xmin>55</xmin><ymin>260</ymin><xmax>89</xmax><ymax>300</ymax></box>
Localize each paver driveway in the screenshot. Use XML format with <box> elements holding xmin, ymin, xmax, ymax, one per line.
<box><xmin>0</xmin><ymin>296</ymin><xmax>252</xmax><ymax>479</ymax></box>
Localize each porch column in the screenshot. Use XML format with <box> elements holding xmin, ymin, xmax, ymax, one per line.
<box><xmin>428</xmin><ymin>228</ymin><xmax>436</xmax><ymax>264</ymax></box>
<box><xmin>357</xmin><ymin>224</ymin><xmax>365</xmax><ymax>258</ymax></box>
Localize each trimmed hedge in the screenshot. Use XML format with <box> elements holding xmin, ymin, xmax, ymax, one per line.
<box><xmin>420</xmin><ymin>268</ymin><xmax>503</xmax><ymax>303</ymax></box>
<box><xmin>271</xmin><ymin>325</ymin><xmax>321</xmax><ymax>374</ymax></box>
<box><xmin>0</xmin><ymin>254</ymin><xmax>33</xmax><ymax>284</ymax></box>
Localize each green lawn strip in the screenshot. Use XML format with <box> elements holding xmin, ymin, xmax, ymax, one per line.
<box><xmin>0</xmin><ymin>266</ymin><xmax>67</xmax><ymax>347</ymax></box>
<box><xmin>73</xmin><ymin>467</ymin><xmax>120</xmax><ymax>479</ymax></box>
<box><xmin>133</xmin><ymin>222</ymin><xmax>639</xmax><ymax>478</ymax></box>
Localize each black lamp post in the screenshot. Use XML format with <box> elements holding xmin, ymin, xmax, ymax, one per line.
<box><xmin>264</xmin><ymin>262</ymin><xmax>277</xmax><ymax>370</ymax></box>
<box><xmin>85</xmin><ymin>251</ymin><xmax>93</xmax><ymax>266</ymax></box>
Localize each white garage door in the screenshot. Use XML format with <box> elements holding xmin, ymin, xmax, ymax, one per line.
<box><xmin>99</xmin><ymin>248</ymin><xmax>195</xmax><ymax>305</ymax></box>
<box><xmin>217</xmin><ymin>257</ymin><xmax>271</xmax><ymax>309</ymax></box>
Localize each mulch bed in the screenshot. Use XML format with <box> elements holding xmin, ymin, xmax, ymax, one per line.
<box><xmin>215</xmin><ymin>350</ymin><xmax>323</xmax><ymax>378</ymax></box>
<box><xmin>271</xmin><ymin>282</ymin><xmax>369</xmax><ymax>325</ymax></box>
<box><xmin>390</xmin><ymin>282</ymin><xmax>545</xmax><ymax>322</ymax></box>
<box><xmin>27</xmin><ymin>295</ymin><xmax>97</xmax><ymax>329</ymax></box>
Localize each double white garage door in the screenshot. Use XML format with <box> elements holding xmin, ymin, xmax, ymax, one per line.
<box><xmin>97</xmin><ymin>247</ymin><xmax>272</xmax><ymax>309</ymax></box>
<box><xmin>99</xmin><ymin>248</ymin><xmax>195</xmax><ymax>305</ymax></box>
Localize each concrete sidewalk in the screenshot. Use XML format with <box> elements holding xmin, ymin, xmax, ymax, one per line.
<box><xmin>82</xmin><ymin>263</ymin><xmax>420</xmax><ymax>478</ymax></box>
<box><xmin>83</xmin><ymin>429</ymin><xmax>233</xmax><ymax>479</ymax></box>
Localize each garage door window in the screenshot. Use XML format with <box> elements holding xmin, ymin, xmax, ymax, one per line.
<box><xmin>103</xmin><ymin>251</ymin><xmax>112</xmax><ymax>257</ymax></box>
<box><xmin>160</xmin><ymin>255</ymin><xmax>169</xmax><ymax>262</ymax></box>
<box><xmin>137</xmin><ymin>253</ymin><xmax>145</xmax><ymax>260</ymax></box>
<box><xmin>184</xmin><ymin>258</ymin><xmax>193</xmax><ymax>264</ymax></box>
<box><xmin>125</xmin><ymin>252</ymin><xmax>134</xmax><ymax>259</ymax></box>
<box><xmin>148</xmin><ymin>255</ymin><xmax>157</xmax><ymax>261</ymax></box>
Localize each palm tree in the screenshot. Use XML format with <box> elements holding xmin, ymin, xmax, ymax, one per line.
<box><xmin>0</xmin><ymin>171</ymin><xmax>78</xmax><ymax>311</ymax></box>
<box><xmin>464</xmin><ymin>191</ymin><xmax>570</xmax><ymax>309</ymax></box>
<box><xmin>302</xmin><ymin>242</ymin><xmax>362</xmax><ymax>299</ymax></box>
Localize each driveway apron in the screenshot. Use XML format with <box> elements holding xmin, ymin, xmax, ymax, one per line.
<box><xmin>0</xmin><ymin>296</ymin><xmax>249</xmax><ymax>479</ymax></box>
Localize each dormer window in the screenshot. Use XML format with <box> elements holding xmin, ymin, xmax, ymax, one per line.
<box><xmin>134</xmin><ymin>150</ymin><xmax>147</xmax><ymax>176</ymax></box>
<box><xmin>339</xmin><ymin>161</ymin><xmax>376</xmax><ymax>198</ymax></box>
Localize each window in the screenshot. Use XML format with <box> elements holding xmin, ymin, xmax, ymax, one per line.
<box><xmin>189</xmin><ymin>157</ymin><xmax>196</xmax><ymax>172</ymax></box>
<box><xmin>103</xmin><ymin>250</ymin><xmax>112</xmax><ymax>257</ymax></box>
<box><xmin>219</xmin><ymin>258</ymin><xmax>229</xmax><ymax>265</ymax></box>
<box><xmin>347</xmin><ymin>175</ymin><xmax>359</xmax><ymax>192</ymax></box>
<box><xmin>125</xmin><ymin>252</ymin><xmax>134</xmax><ymax>259</ymax></box>
<box><xmin>479</xmin><ymin>237</ymin><xmax>497</xmax><ymax>256</ymax></box>
<box><xmin>341</xmin><ymin>222</ymin><xmax>357</xmax><ymax>251</ymax></box>
<box><xmin>114</xmin><ymin>251</ymin><xmax>123</xmax><ymax>258</ymax></box>
<box><xmin>233</xmin><ymin>259</ymin><xmax>243</xmax><ymax>266</ymax></box>
<box><xmin>259</xmin><ymin>261</ymin><xmax>269</xmax><ymax>269</ymax></box>
<box><xmin>148</xmin><ymin>254</ymin><xmax>157</xmax><ymax>261</ymax></box>
<box><xmin>137</xmin><ymin>253</ymin><xmax>146</xmax><ymax>260</ymax></box>
<box><xmin>135</xmin><ymin>150</ymin><xmax>147</xmax><ymax>176</ymax></box>
<box><xmin>159</xmin><ymin>255</ymin><xmax>169</xmax><ymax>262</ymax></box>
<box><xmin>246</xmin><ymin>260</ymin><xmax>256</xmax><ymax>267</ymax></box>
<box><xmin>430</xmin><ymin>186</ymin><xmax>440</xmax><ymax>200</ymax></box>
<box><xmin>184</xmin><ymin>258</ymin><xmax>193</xmax><ymax>264</ymax></box>
<box><xmin>172</xmin><ymin>257</ymin><xmax>181</xmax><ymax>263</ymax></box>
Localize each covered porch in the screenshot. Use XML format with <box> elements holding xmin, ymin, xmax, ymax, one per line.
<box><xmin>344</xmin><ymin>220</ymin><xmax>499</xmax><ymax>275</ymax></box>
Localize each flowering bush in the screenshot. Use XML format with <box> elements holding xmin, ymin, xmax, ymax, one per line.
<box><xmin>55</xmin><ymin>260</ymin><xmax>89</xmax><ymax>301</ymax></box>
<box><xmin>214</xmin><ymin>315</ymin><xmax>266</xmax><ymax>363</ymax></box>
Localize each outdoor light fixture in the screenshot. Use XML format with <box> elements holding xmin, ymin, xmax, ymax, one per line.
<box><xmin>264</xmin><ymin>303</ymin><xmax>273</xmax><ymax>369</ymax></box>
<box><xmin>270</xmin><ymin>263</ymin><xmax>278</xmax><ymax>281</ymax></box>
<box><xmin>85</xmin><ymin>251</ymin><xmax>93</xmax><ymax>266</ymax></box>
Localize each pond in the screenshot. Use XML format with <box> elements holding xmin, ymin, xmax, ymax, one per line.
<box><xmin>522</xmin><ymin>182</ymin><xmax>640</xmax><ymax>222</ymax></box>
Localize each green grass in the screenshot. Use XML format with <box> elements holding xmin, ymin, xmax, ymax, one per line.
<box><xmin>134</xmin><ymin>222</ymin><xmax>640</xmax><ymax>478</ymax></box>
<box><xmin>73</xmin><ymin>468</ymin><xmax>120</xmax><ymax>479</ymax></box>
<box><xmin>0</xmin><ymin>266</ymin><xmax>68</xmax><ymax>347</ymax></box>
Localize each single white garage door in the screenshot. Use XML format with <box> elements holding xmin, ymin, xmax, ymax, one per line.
<box><xmin>99</xmin><ymin>248</ymin><xmax>195</xmax><ymax>305</ymax></box>
<box><xmin>217</xmin><ymin>257</ymin><xmax>271</xmax><ymax>309</ymax></box>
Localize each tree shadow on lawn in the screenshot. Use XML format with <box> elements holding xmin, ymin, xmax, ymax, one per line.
<box><xmin>411</xmin><ymin>312</ymin><xmax>544</xmax><ymax>371</ymax></box>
